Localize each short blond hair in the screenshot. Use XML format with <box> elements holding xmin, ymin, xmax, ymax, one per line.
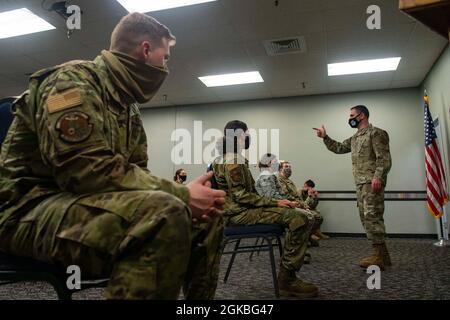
<box><xmin>110</xmin><ymin>12</ymin><xmax>176</xmax><ymax>53</ymax></box>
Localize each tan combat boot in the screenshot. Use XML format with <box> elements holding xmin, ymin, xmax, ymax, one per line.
<box><xmin>309</xmin><ymin>234</ymin><xmax>320</xmax><ymax>247</ymax></box>
<box><xmin>304</xmin><ymin>252</ymin><xmax>311</xmax><ymax>264</ymax></box>
<box><xmin>380</xmin><ymin>243</ymin><xmax>392</xmax><ymax>266</ymax></box>
<box><xmin>314</xmin><ymin>230</ymin><xmax>330</xmax><ymax>240</ymax></box>
<box><xmin>278</xmin><ymin>266</ymin><xmax>319</xmax><ymax>298</ymax></box>
<box><xmin>359</xmin><ymin>244</ymin><xmax>385</xmax><ymax>271</ymax></box>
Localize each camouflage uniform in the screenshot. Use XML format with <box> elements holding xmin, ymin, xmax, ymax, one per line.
<box><xmin>323</xmin><ymin>124</ymin><xmax>391</xmax><ymax>244</ymax></box>
<box><xmin>278</xmin><ymin>175</ymin><xmax>323</xmax><ymax>233</ymax></box>
<box><xmin>255</xmin><ymin>171</ymin><xmax>285</xmax><ymax>200</ymax></box>
<box><xmin>212</xmin><ymin>153</ymin><xmax>313</xmax><ymax>272</ymax></box>
<box><xmin>0</xmin><ymin>51</ymin><xmax>223</xmax><ymax>299</ymax></box>
<box><xmin>300</xmin><ymin>190</ymin><xmax>319</xmax><ymax>210</ymax></box>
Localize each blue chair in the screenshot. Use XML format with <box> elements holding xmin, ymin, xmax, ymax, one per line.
<box><xmin>0</xmin><ymin>97</ymin><xmax>16</xmax><ymax>148</ymax></box>
<box><xmin>0</xmin><ymin>96</ymin><xmax>108</xmax><ymax>299</ymax></box>
<box><xmin>222</xmin><ymin>224</ymin><xmax>284</xmax><ymax>298</ymax></box>
<box><xmin>207</xmin><ymin>163</ymin><xmax>284</xmax><ymax>298</ymax></box>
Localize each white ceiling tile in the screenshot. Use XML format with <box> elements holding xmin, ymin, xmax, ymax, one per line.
<box><xmin>275</xmin><ymin>0</ymin><xmax>322</xmax><ymax>14</ymax></box>
<box><xmin>327</xmin><ymin>71</ymin><xmax>394</xmax><ymax>86</ymax></box>
<box><xmin>393</xmin><ymin>66</ymin><xmax>431</xmax><ymax>82</ymax></box>
<box><xmin>329</xmin><ymin>81</ymin><xmax>391</xmax><ymax>93</ymax></box>
<box><xmin>0</xmin><ymin>0</ymin><xmax>446</xmax><ymax>106</ymax></box>
<box><xmin>0</xmin><ymin>54</ymin><xmax>44</xmax><ymax>76</ymax></box>
<box><xmin>391</xmin><ymin>79</ymin><xmax>422</xmax><ymax>88</ymax></box>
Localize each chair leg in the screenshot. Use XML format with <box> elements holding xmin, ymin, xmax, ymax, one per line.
<box><xmin>45</xmin><ymin>274</ymin><xmax>73</xmax><ymax>300</ymax></box>
<box><xmin>221</xmin><ymin>237</ymin><xmax>229</xmax><ymax>254</ymax></box>
<box><xmin>249</xmin><ymin>237</ymin><xmax>261</xmax><ymax>261</ymax></box>
<box><xmin>223</xmin><ymin>238</ymin><xmax>241</xmax><ymax>283</ymax></box>
<box><xmin>276</xmin><ymin>236</ymin><xmax>283</xmax><ymax>258</ymax></box>
<box><xmin>264</xmin><ymin>237</ymin><xmax>279</xmax><ymax>299</ymax></box>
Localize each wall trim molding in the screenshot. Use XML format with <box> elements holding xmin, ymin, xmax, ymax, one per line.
<box><xmin>319</xmin><ymin>190</ymin><xmax>427</xmax><ymax>201</ymax></box>
<box><xmin>324</xmin><ymin>232</ymin><xmax>441</xmax><ymax>239</ymax></box>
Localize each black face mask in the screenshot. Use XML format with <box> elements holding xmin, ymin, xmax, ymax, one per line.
<box><xmin>348</xmin><ymin>113</ymin><xmax>361</xmax><ymax>128</ymax></box>
<box><xmin>244</xmin><ymin>134</ymin><xmax>251</xmax><ymax>150</ymax></box>
<box><xmin>179</xmin><ymin>175</ymin><xmax>187</xmax><ymax>182</ymax></box>
<box><xmin>283</xmin><ymin>168</ymin><xmax>292</xmax><ymax>178</ymax></box>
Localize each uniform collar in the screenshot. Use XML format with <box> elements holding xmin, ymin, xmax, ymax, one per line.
<box><xmin>259</xmin><ymin>169</ymin><xmax>274</xmax><ymax>176</ymax></box>
<box><xmin>93</xmin><ymin>54</ymin><xmax>127</xmax><ymax>105</ymax></box>
<box><xmin>356</xmin><ymin>123</ymin><xmax>372</xmax><ymax>136</ymax></box>
<box><xmin>224</xmin><ymin>152</ymin><xmax>248</xmax><ymax>165</ymax></box>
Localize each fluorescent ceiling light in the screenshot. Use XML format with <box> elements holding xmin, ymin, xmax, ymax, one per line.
<box><xmin>199</xmin><ymin>71</ymin><xmax>264</xmax><ymax>87</ymax></box>
<box><xmin>328</xmin><ymin>57</ymin><xmax>401</xmax><ymax>76</ymax></box>
<box><xmin>0</xmin><ymin>8</ymin><xmax>55</xmax><ymax>40</ymax></box>
<box><xmin>116</xmin><ymin>0</ymin><xmax>217</xmax><ymax>13</ymax></box>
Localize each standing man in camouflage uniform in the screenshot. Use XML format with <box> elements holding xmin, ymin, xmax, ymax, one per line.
<box><xmin>278</xmin><ymin>161</ymin><xmax>324</xmax><ymax>246</ymax></box>
<box><xmin>314</xmin><ymin>105</ymin><xmax>392</xmax><ymax>270</ymax></box>
<box><xmin>213</xmin><ymin>120</ymin><xmax>318</xmax><ymax>298</ymax></box>
<box><xmin>0</xmin><ymin>13</ymin><xmax>226</xmax><ymax>299</ymax></box>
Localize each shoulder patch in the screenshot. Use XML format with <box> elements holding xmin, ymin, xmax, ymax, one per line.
<box><xmin>55</xmin><ymin>111</ymin><xmax>93</xmax><ymax>143</ymax></box>
<box><xmin>226</xmin><ymin>164</ymin><xmax>242</xmax><ymax>184</ymax></box>
<box><xmin>227</xmin><ymin>163</ymin><xmax>240</xmax><ymax>170</ymax></box>
<box><xmin>47</xmin><ymin>89</ymin><xmax>82</xmax><ymax>114</ymax></box>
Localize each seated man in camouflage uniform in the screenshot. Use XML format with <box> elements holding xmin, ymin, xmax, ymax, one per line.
<box><xmin>278</xmin><ymin>161</ymin><xmax>325</xmax><ymax>246</ymax></box>
<box><xmin>0</xmin><ymin>13</ymin><xmax>226</xmax><ymax>299</ymax></box>
<box><xmin>212</xmin><ymin>120</ymin><xmax>318</xmax><ymax>298</ymax></box>
<box><xmin>300</xmin><ymin>180</ymin><xmax>329</xmax><ymax>240</ymax></box>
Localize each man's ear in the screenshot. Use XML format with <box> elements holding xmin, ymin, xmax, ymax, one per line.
<box><xmin>142</xmin><ymin>41</ymin><xmax>151</xmax><ymax>58</ymax></box>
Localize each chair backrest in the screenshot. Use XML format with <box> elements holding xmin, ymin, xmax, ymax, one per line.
<box><xmin>0</xmin><ymin>97</ymin><xmax>16</xmax><ymax>146</ymax></box>
<box><xmin>207</xmin><ymin>163</ymin><xmax>219</xmax><ymax>190</ymax></box>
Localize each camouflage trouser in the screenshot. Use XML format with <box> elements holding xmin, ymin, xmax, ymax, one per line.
<box><xmin>227</xmin><ymin>207</ymin><xmax>314</xmax><ymax>272</ymax></box>
<box><xmin>356</xmin><ymin>183</ymin><xmax>386</xmax><ymax>244</ymax></box>
<box><xmin>2</xmin><ymin>190</ymin><xmax>223</xmax><ymax>299</ymax></box>
<box><xmin>308</xmin><ymin>209</ymin><xmax>323</xmax><ymax>233</ymax></box>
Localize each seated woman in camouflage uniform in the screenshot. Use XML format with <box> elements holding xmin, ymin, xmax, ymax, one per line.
<box><xmin>255</xmin><ymin>153</ymin><xmax>285</xmax><ymax>199</ymax></box>
<box><xmin>212</xmin><ymin>120</ymin><xmax>318</xmax><ymax>299</ymax></box>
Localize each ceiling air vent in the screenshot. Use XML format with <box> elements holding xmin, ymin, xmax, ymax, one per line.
<box><xmin>263</xmin><ymin>36</ymin><xmax>307</xmax><ymax>56</ymax></box>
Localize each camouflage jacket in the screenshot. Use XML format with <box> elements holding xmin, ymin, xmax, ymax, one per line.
<box><xmin>212</xmin><ymin>153</ymin><xmax>278</xmax><ymax>215</ymax></box>
<box><xmin>300</xmin><ymin>189</ymin><xmax>319</xmax><ymax>210</ymax></box>
<box><xmin>0</xmin><ymin>55</ymin><xmax>189</xmax><ymax>228</ymax></box>
<box><xmin>323</xmin><ymin>124</ymin><xmax>392</xmax><ymax>186</ymax></box>
<box><xmin>277</xmin><ymin>175</ymin><xmax>302</xmax><ymax>202</ymax></box>
<box><xmin>255</xmin><ymin>171</ymin><xmax>285</xmax><ymax>200</ymax></box>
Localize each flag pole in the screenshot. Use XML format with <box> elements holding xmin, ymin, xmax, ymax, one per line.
<box><xmin>434</xmin><ymin>205</ymin><xmax>450</xmax><ymax>247</ymax></box>
<box><xmin>425</xmin><ymin>89</ymin><xmax>450</xmax><ymax>247</ymax></box>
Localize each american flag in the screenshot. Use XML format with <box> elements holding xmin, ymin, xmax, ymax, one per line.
<box><xmin>424</xmin><ymin>94</ymin><xmax>449</xmax><ymax>218</ymax></box>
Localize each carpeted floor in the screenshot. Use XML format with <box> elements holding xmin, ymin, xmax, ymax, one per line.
<box><xmin>0</xmin><ymin>237</ymin><xmax>449</xmax><ymax>300</ymax></box>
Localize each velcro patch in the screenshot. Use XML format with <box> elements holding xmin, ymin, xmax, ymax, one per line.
<box><xmin>46</xmin><ymin>89</ymin><xmax>82</xmax><ymax>114</ymax></box>
<box><xmin>227</xmin><ymin>164</ymin><xmax>242</xmax><ymax>184</ymax></box>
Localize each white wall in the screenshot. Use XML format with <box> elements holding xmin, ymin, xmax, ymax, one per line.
<box><xmin>141</xmin><ymin>86</ymin><xmax>438</xmax><ymax>234</ymax></box>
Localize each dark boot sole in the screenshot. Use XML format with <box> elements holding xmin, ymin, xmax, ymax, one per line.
<box><xmin>279</xmin><ymin>289</ymin><xmax>319</xmax><ymax>299</ymax></box>
<box><xmin>359</xmin><ymin>264</ymin><xmax>385</xmax><ymax>271</ymax></box>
